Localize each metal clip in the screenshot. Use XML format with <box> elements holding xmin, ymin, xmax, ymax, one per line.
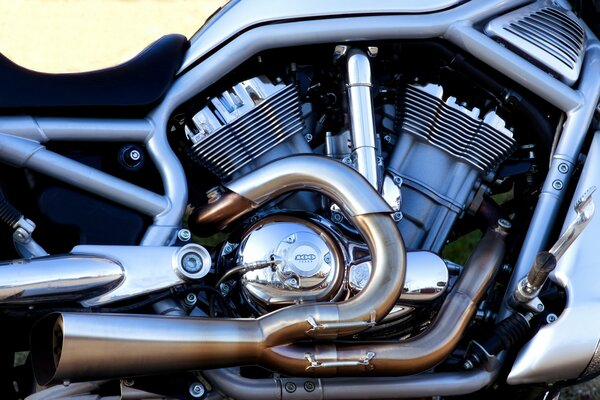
<box><xmin>306</xmin><ymin>310</ymin><xmax>376</xmax><ymax>335</ymax></box>
<box><xmin>305</xmin><ymin>351</ymin><xmax>376</xmax><ymax>371</ymax></box>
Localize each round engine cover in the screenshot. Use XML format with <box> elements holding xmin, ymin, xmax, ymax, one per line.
<box><xmin>236</xmin><ymin>215</ymin><xmax>345</xmax><ymax>309</ymax></box>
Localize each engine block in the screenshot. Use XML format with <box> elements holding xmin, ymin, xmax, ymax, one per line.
<box><xmin>389</xmin><ymin>83</ymin><xmax>517</xmax><ymax>251</ymax></box>
<box><xmin>185</xmin><ymin>76</ymin><xmax>306</xmax><ymax>180</ymax></box>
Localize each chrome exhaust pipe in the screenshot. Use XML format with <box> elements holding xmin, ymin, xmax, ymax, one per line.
<box><xmin>31</xmin><ymin>222</ymin><xmax>505</xmax><ymax>384</ymax></box>
<box><xmin>0</xmin><ymin>255</ymin><xmax>123</xmax><ymax>304</ymax></box>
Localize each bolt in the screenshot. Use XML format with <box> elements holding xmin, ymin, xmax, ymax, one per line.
<box><xmin>304</xmin><ymin>381</ymin><xmax>316</xmax><ymax>392</ymax></box>
<box><xmin>285</xmin><ymin>235</ymin><xmax>296</xmax><ymax>244</ymax></box>
<box><xmin>498</xmin><ymin>219</ymin><xmax>512</xmax><ymax>230</ymax></box>
<box><xmin>189</xmin><ymin>382</ymin><xmax>205</xmax><ymax>398</ymax></box>
<box><xmin>129</xmin><ymin>150</ymin><xmax>141</xmax><ymax>161</ymax></box>
<box><xmin>219</xmin><ymin>282</ymin><xmax>231</xmax><ymax>295</ymax></box>
<box><xmin>393</xmin><ymin>176</ymin><xmax>403</xmax><ymax>186</ymax></box>
<box><xmin>332</xmin><ymin>212</ymin><xmax>344</xmax><ymax>223</ymax></box>
<box><xmin>546</xmin><ymin>313</ymin><xmax>558</xmax><ymax>324</ymax></box>
<box><xmin>324</xmin><ymin>253</ymin><xmax>332</xmax><ymax>264</ymax></box>
<box><xmin>342</xmin><ymin>156</ymin><xmax>353</xmax><ymax>165</ymax></box>
<box><xmin>284</xmin><ymin>382</ymin><xmax>297</xmax><ymax>393</ymax></box>
<box><xmin>181</xmin><ymin>252</ymin><xmax>203</xmax><ymax>274</ymax></box>
<box><xmin>367</xmin><ymin>46</ymin><xmax>379</xmax><ymax>57</ymax></box>
<box><xmin>222</xmin><ymin>243</ymin><xmax>234</xmax><ymax>255</ymax></box>
<box><xmin>177</xmin><ymin>229</ymin><xmax>192</xmax><ymax>242</ymax></box>
<box><xmin>537</xmin><ymin>303</ymin><xmax>545</xmax><ymax>312</ymax></box>
<box><xmin>552</xmin><ymin>180</ymin><xmax>564</xmax><ymax>190</ymax></box>
<box><xmin>383</xmin><ymin>135</ymin><xmax>392</xmax><ymax>144</ymax></box>
<box><xmin>558</xmin><ymin>163</ymin><xmax>569</xmax><ymax>174</ymax></box>
<box><xmin>122</xmin><ymin>379</ymin><xmax>135</xmax><ymax>387</ymax></box>
<box><xmin>305</xmin><ymin>134</ymin><xmax>313</xmax><ymax>142</ymax></box>
<box><xmin>392</xmin><ymin>211</ymin><xmax>403</xmax><ymax>222</ymax></box>
<box><xmin>463</xmin><ymin>360</ymin><xmax>474</xmax><ymax>370</ymax></box>
<box><xmin>185</xmin><ymin>293</ymin><xmax>197</xmax><ymax>307</ymax></box>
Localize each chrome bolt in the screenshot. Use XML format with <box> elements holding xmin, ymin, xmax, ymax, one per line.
<box><xmin>558</xmin><ymin>163</ymin><xmax>569</xmax><ymax>174</ymax></box>
<box><xmin>305</xmin><ymin>133</ymin><xmax>313</xmax><ymax>142</ymax></box>
<box><xmin>383</xmin><ymin>135</ymin><xmax>392</xmax><ymax>144</ymax></box>
<box><xmin>181</xmin><ymin>252</ymin><xmax>203</xmax><ymax>274</ymax></box>
<box><xmin>367</xmin><ymin>46</ymin><xmax>379</xmax><ymax>58</ymax></box>
<box><xmin>189</xmin><ymin>382</ymin><xmax>205</xmax><ymax>398</ymax></box>
<box><xmin>284</xmin><ymin>382</ymin><xmax>297</xmax><ymax>393</ymax></box>
<box><xmin>185</xmin><ymin>293</ymin><xmax>197</xmax><ymax>307</ymax></box>
<box><xmin>129</xmin><ymin>150</ymin><xmax>141</xmax><ymax>161</ymax></box>
<box><xmin>324</xmin><ymin>253</ymin><xmax>332</xmax><ymax>264</ymax></box>
<box><xmin>304</xmin><ymin>381</ymin><xmax>316</xmax><ymax>392</ymax></box>
<box><xmin>177</xmin><ymin>229</ymin><xmax>192</xmax><ymax>242</ymax></box>
<box><xmin>392</xmin><ymin>211</ymin><xmax>403</xmax><ymax>222</ymax></box>
<box><xmin>122</xmin><ymin>379</ymin><xmax>135</xmax><ymax>387</ymax></box>
<box><xmin>222</xmin><ymin>243</ymin><xmax>235</xmax><ymax>255</ymax></box>
<box><xmin>219</xmin><ymin>282</ymin><xmax>231</xmax><ymax>295</ymax></box>
<box><xmin>498</xmin><ymin>219</ymin><xmax>512</xmax><ymax>229</ymax></box>
<box><xmin>285</xmin><ymin>235</ymin><xmax>296</xmax><ymax>244</ymax></box>
<box><xmin>342</xmin><ymin>156</ymin><xmax>353</xmax><ymax>165</ymax></box>
<box><xmin>331</xmin><ymin>212</ymin><xmax>344</xmax><ymax>223</ymax></box>
<box><xmin>552</xmin><ymin>180</ymin><xmax>564</xmax><ymax>190</ymax></box>
<box><xmin>546</xmin><ymin>313</ymin><xmax>558</xmax><ymax>324</ymax></box>
<box><xmin>537</xmin><ymin>303</ymin><xmax>545</xmax><ymax>312</ymax></box>
<box><xmin>463</xmin><ymin>360</ymin><xmax>474</xmax><ymax>370</ymax></box>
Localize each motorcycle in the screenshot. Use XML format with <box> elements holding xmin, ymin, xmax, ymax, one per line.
<box><xmin>1</xmin><ymin>0</ymin><xmax>599</xmax><ymax>398</ymax></box>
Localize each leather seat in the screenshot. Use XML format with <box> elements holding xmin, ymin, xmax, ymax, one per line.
<box><xmin>0</xmin><ymin>34</ymin><xmax>189</xmax><ymax>116</ymax></box>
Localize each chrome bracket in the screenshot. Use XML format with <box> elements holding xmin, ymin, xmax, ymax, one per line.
<box><xmin>306</xmin><ymin>310</ymin><xmax>377</xmax><ymax>335</ymax></box>
<box><xmin>12</xmin><ymin>217</ymin><xmax>47</xmax><ymax>258</ymax></box>
<box><xmin>304</xmin><ymin>351</ymin><xmax>376</xmax><ymax>371</ymax></box>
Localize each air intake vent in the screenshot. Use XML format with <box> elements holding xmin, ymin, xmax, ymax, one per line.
<box><xmin>396</xmin><ymin>84</ymin><xmax>516</xmax><ymax>173</ymax></box>
<box><xmin>485</xmin><ymin>1</ymin><xmax>586</xmax><ymax>85</ymax></box>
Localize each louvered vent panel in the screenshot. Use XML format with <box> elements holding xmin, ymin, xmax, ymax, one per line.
<box><xmin>485</xmin><ymin>1</ymin><xmax>586</xmax><ymax>85</ymax></box>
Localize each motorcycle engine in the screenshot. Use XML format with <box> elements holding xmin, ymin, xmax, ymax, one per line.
<box><xmin>178</xmin><ymin>47</ymin><xmax>519</xmax><ymax>320</ymax></box>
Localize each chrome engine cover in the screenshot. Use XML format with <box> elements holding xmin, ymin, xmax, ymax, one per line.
<box><xmin>236</xmin><ymin>215</ymin><xmax>345</xmax><ymax>308</ymax></box>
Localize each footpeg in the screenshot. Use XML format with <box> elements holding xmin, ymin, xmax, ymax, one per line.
<box><xmin>511</xmin><ymin>187</ymin><xmax>595</xmax><ymax>309</ymax></box>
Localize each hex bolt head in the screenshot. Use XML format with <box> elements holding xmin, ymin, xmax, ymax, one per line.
<box><xmin>304</xmin><ymin>381</ymin><xmax>316</xmax><ymax>392</ymax></box>
<box><xmin>546</xmin><ymin>313</ymin><xmax>558</xmax><ymax>324</ymax></box>
<box><xmin>558</xmin><ymin>163</ymin><xmax>569</xmax><ymax>174</ymax></box>
<box><xmin>552</xmin><ymin>180</ymin><xmax>564</xmax><ymax>190</ymax></box>
<box><xmin>185</xmin><ymin>293</ymin><xmax>197</xmax><ymax>307</ymax></box>
<box><xmin>177</xmin><ymin>229</ymin><xmax>192</xmax><ymax>242</ymax></box>
<box><xmin>284</xmin><ymin>382</ymin><xmax>297</xmax><ymax>393</ymax></box>
<box><xmin>189</xmin><ymin>382</ymin><xmax>205</xmax><ymax>398</ymax></box>
<box><xmin>181</xmin><ymin>252</ymin><xmax>203</xmax><ymax>274</ymax></box>
<box><xmin>536</xmin><ymin>303</ymin><xmax>545</xmax><ymax>312</ymax></box>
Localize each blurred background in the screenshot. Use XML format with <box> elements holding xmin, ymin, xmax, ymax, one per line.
<box><xmin>0</xmin><ymin>0</ymin><xmax>224</xmax><ymax>73</ymax></box>
<box><xmin>0</xmin><ymin>1</ymin><xmax>596</xmax><ymax>398</ymax></box>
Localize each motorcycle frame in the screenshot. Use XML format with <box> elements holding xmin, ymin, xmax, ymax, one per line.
<box><xmin>0</xmin><ymin>0</ymin><xmax>599</xmax><ymax>394</ymax></box>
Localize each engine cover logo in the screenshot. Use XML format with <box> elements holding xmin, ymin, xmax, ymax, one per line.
<box><xmin>295</xmin><ymin>253</ymin><xmax>317</xmax><ymax>261</ymax></box>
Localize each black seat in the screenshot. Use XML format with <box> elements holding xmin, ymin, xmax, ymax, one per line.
<box><xmin>0</xmin><ymin>34</ymin><xmax>189</xmax><ymax>116</ymax></box>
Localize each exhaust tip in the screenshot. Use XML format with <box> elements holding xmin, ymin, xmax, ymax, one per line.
<box><xmin>31</xmin><ymin>313</ymin><xmax>64</xmax><ymax>386</ymax></box>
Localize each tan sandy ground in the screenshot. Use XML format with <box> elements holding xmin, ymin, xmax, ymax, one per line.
<box><xmin>0</xmin><ymin>0</ymin><xmax>225</xmax><ymax>73</ymax></box>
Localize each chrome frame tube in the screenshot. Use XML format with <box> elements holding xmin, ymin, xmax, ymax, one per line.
<box><xmin>0</xmin><ymin>133</ymin><xmax>168</xmax><ymax>217</ymax></box>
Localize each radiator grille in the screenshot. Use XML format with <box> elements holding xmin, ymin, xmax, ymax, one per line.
<box><xmin>396</xmin><ymin>85</ymin><xmax>516</xmax><ymax>173</ymax></box>
<box><xmin>190</xmin><ymin>84</ymin><xmax>304</xmax><ymax>179</ymax></box>
<box><xmin>485</xmin><ymin>1</ymin><xmax>586</xmax><ymax>85</ymax></box>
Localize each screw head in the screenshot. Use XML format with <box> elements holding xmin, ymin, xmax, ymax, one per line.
<box><xmin>304</xmin><ymin>381</ymin><xmax>316</xmax><ymax>392</ymax></box>
<box><xmin>498</xmin><ymin>219</ymin><xmax>512</xmax><ymax>229</ymax></box>
<box><xmin>305</xmin><ymin>134</ymin><xmax>313</xmax><ymax>142</ymax></box>
<box><xmin>463</xmin><ymin>360</ymin><xmax>474</xmax><ymax>370</ymax></box>
<box><xmin>536</xmin><ymin>303</ymin><xmax>545</xmax><ymax>311</ymax></box>
<box><xmin>331</xmin><ymin>212</ymin><xmax>344</xmax><ymax>223</ymax></box>
<box><xmin>189</xmin><ymin>382</ymin><xmax>205</xmax><ymax>398</ymax></box>
<box><xmin>185</xmin><ymin>293</ymin><xmax>197</xmax><ymax>307</ymax></box>
<box><xmin>284</xmin><ymin>382</ymin><xmax>297</xmax><ymax>393</ymax></box>
<box><xmin>393</xmin><ymin>176</ymin><xmax>403</xmax><ymax>185</ymax></box>
<box><xmin>122</xmin><ymin>379</ymin><xmax>135</xmax><ymax>387</ymax></box>
<box><xmin>181</xmin><ymin>252</ymin><xmax>203</xmax><ymax>274</ymax></box>
<box><xmin>392</xmin><ymin>211</ymin><xmax>403</xmax><ymax>222</ymax></box>
<box><xmin>546</xmin><ymin>313</ymin><xmax>558</xmax><ymax>324</ymax></box>
<box><xmin>383</xmin><ymin>135</ymin><xmax>392</xmax><ymax>144</ymax></box>
<box><xmin>558</xmin><ymin>163</ymin><xmax>569</xmax><ymax>174</ymax></box>
<box><xmin>552</xmin><ymin>180</ymin><xmax>563</xmax><ymax>190</ymax></box>
<box><xmin>342</xmin><ymin>156</ymin><xmax>353</xmax><ymax>165</ymax></box>
<box><xmin>177</xmin><ymin>229</ymin><xmax>192</xmax><ymax>242</ymax></box>
<box><xmin>219</xmin><ymin>282</ymin><xmax>231</xmax><ymax>295</ymax></box>
<box><xmin>129</xmin><ymin>150</ymin><xmax>141</xmax><ymax>161</ymax></box>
